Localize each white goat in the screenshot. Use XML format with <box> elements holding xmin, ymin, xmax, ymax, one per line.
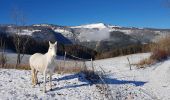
<box><xmin>29</xmin><ymin>41</ymin><xmax>57</xmax><ymax>93</ymax></box>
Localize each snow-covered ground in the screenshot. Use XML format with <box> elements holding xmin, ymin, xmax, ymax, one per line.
<box><xmin>0</xmin><ymin>69</ymin><xmax>102</xmax><ymax>100</ymax></box>
<box><xmin>1</xmin><ymin>53</ymin><xmax>170</xmax><ymax>99</ymax></box>
<box><xmin>88</xmin><ymin>53</ymin><xmax>170</xmax><ymax>100</ymax></box>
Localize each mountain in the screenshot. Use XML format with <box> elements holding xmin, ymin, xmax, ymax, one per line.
<box><xmin>39</xmin><ymin>23</ymin><xmax>169</xmax><ymax>43</ymax></box>
<box><xmin>1</xmin><ymin>25</ymin><xmax>72</xmax><ymax>44</ymax></box>
<box><xmin>1</xmin><ymin>23</ymin><xmax>170</xmax><ymax>52</ymax></box>
<box><xmin>45</xmin><ymin>23</ymin><xmax>170</xmax><ymax>51</ymax></box>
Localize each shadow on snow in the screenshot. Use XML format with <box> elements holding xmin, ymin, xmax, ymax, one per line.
<box><xmin>51</xmin><ymin>72</ymin><xmax>147</xmax><ymax>91</ymax></box>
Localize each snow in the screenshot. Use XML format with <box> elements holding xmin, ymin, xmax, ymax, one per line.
<box><xmin>108</xmin><ymin>25</ymin><xmax>122</xmax><ymax>28</ymax></box>
<box><xmin>33</xmin><ymin>24</ymin><xmax>51</xmax><ymax>27</ymax></box>
<box><xmin>1</xmin><ymin>53</ymin><xmax>170</xmax><ymax>99</ymax></box>
<box><xmin>54</xmin><ymin>29</ymin><xmax>73</xmax><ymax>37</ymax></box>
<box><xmin>118</xmin><ymin>29</ymin><xmax>133</xmax><ymax>34</ymax></box>
<box><xmin>0</xmin><ymin>69</ymin><xmax>102</xmax><ymax>100</ymax></box>
<box><xmin>86</xmin><ymin>53</ymin><xmax>170</xmax><ymax>100</ymax></box>
<box><xmin>71</xmin><ymin>23</ymin><xmax>107</xmax><ymax>29</ymax></box>
<box><xmin>20</xmin><ymin>29</ymin><xmax>41</xmax><ymax>36</ymax></box>
<box><xmin>70</xmin><ymin>23</ymin><xmax>132</xmax><ymax>35</ymax></box>
<box><xmin>6</xmin><ymin>28</ymin><xmax>41</xmax><ymax>36</ymax></box>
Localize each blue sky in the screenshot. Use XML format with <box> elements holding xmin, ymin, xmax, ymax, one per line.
<box><xmin>0</xmin><ymin>0</ymin><xmax>170</xmax><ymax>28</ymax></box>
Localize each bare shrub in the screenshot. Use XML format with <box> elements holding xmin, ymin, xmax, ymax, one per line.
<box><xmin>0</xmin><ymin>53</ymin><xmax>7</xmax><ymax>67</ymax></box>
<box><xmin>11</xmin><ymin>7</ymin><xmax>29</xmax><ymax>67</ymax></box>
<box><xmin>82</xmin><ymin>70</ymin><xmax>100</xmax><ymax>83</ymax></box>
<box><xmin>0</xmin><ymin>39</ymin><xmax>7</xmax><ymax>67</ymax></box>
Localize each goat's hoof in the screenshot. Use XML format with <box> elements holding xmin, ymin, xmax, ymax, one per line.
<box><xmin>50</xmin><ymin>88</ymin><xmax>52</xmax><ymax>91</ymax></box>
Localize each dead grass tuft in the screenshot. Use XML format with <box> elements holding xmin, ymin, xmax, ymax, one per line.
<box><xmin>136</xmin><ymin>58</ymin><xmax>155</xmax><ymax>68</ymax></box>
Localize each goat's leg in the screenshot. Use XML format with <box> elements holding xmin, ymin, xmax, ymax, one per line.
<box><xmin>49</xmin><ymin>74</ymin><xmax>52</xmax><ymax>91</ymax></box>
<box><xmin>31</xmin><ymin>68</ymin><xmax>36</xmax><ymax>87</ymax></box>
<box><xmin>31</xmin><ymin>69</ymin><xmax>34</xmax><ymax>85</ymax></box>
<box><xmin>35</xmin><ymin>70</ymin><xmax>38</xmax><ymax>85</ymax></box>
<box><xmin>43</xmin><ymin>70</ymin><xmax>46</xmax><ymax>93</ymax></box>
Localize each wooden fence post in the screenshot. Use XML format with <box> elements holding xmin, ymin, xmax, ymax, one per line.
<box><xmin>91</xmin><ymin>58</ymin><xmax>94</xmax><ymax>71</ymax></box>
<box><xmin>127</xmin><ymin>57</ymin><xmax>132</xmax><ymax>70</ymax></box>
<box><xmin>64</xmin><ymin>51</ymin><xmax>66</xmax><ymax>68</ymax></box>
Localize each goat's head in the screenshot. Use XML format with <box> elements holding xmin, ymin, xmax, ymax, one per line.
<box><xmin>48</xmin><ymin>41</ymin><xmax>57</xmax><ymax>57</ymax></box>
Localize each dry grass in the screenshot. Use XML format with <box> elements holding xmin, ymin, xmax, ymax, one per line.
<box><xmin>150</xmin><ymin>36</ymin><xmax>170</xmax><ymax>61</ymax></box>
<box><xmin>151</xmin><ymin>36</ymin><xmax>170</xmax><ymax>54</ymax></box>
<box><xmin>150</xmin><ymin>49</ymin><xmax>168</xmax><ymax>61</ymax></box>
<box><xmin>55</xmin><ymin>60</ymin><xmax>86</xmax><ymax>74</ymax></box>
<box><xmin>1</xmin><ymin>63</ymin><xmax>84</xmax><ymax>74</ymax></box>
<box><xmin>0</xmin><ymin>57</ymin><xmax>86</xmax><ymax>74</ymax></box>
<box><xmin>136</xmin><ymin>36</ymin><xmax>170</xmax><ymax>68</ymax></box>
<box><xmin>55</xmin><ymin>66</ymin><xmax>84</xmax><ymax>74</ymax></box>
<box><xmin>136</xmin><ymin>58</ymin><xmax>155</xmax><ymax>68</ymax></box>
<box><xmin>0</xmin><ymin>64</ymin><xmax>31</xmax><ymax>70</ymax></box>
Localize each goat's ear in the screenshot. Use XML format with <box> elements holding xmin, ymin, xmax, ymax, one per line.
<box><xmin>49</xmin><ymin>41</ymin><xmax>51</xmax><ymax>45</ymax></box>
<box><xmin>54</xmin><ymin>41</ymin><xmax>57</xmax><ymax>45</ymax></box>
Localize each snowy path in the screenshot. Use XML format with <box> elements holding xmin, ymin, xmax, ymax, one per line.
<box><xmin>0</xmin><ymin>69</ymin><xmax>102</xmax><ymax>100</ymax></box>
